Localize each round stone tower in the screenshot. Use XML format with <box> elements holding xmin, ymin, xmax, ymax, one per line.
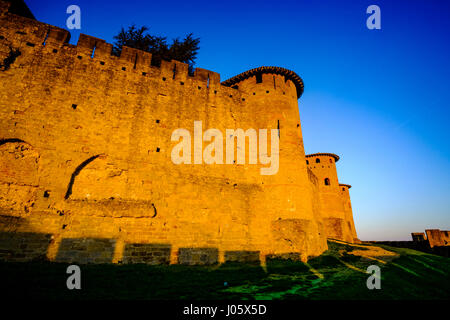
<box><xmin>339</xmin><ymin>184</ymin><xmax>359</xmax><ymax>242</ymax></box>
<box><xmin>222</xmin><ymin>67</ymin><xmax>328</xmax><ymax>259</ymax></box>
<box><xmin>305</xmin><ymin>153</ymin><xmax>353</xmax><ymax>243</ymax></box>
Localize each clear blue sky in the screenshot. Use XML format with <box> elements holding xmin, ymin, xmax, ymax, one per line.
<box><xmin>26</xmin><ymin>0</ymin><xmax>450</xmax><ymax>240</ymax></box>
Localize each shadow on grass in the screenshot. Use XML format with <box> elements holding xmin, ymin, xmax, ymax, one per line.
<box><xmin>0</xmin><ymin>240</ymin><xmax>449</xmax><ymax>300</ymax></box>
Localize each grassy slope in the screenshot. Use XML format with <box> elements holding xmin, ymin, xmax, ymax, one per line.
<box><xmin>1</xmin><ymin>241</ymin><xmax>449</xmax><ymax>300</ymax></box>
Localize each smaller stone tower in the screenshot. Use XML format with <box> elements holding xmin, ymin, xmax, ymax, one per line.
<box><xmin>339</xmin><ymin>183</ymin><xmax>359</xmax><ymax>242</ymax></box>
<box><xmin>306</xmin><ymin>153</ymin><xmax>354</xmax><ymax>243</ymax></box>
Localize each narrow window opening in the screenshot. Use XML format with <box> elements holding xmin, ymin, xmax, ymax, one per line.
<box><xmin>306</xmin><ymin>160</ymin><xmax>309</xmax><ymax>165</ymax></box>
<box><xmin>214</xmin><ymin>90</ymin><xmax>217</xmax><ymax>94</ymax></box>
<box><xmin>324</xmin><ymin>178</ymin><xmax>330</xmax><ymax>186</ymax></box>
<box><xmin>329</xmin><ymin>159</ymin><xmax>333</xmax><ymax>163</ymax></box>
<box><xmin>122</xmin><ymin>67</ymin><xmax>126</xmax><ymax>71</ymax></box>
<box><xmin>91</xmin><ymin>44</ymin><xmax>96</xmax><ymax>58</ymax></box>
<box><xmin>316</xmin><ymin>158</ymin><xmax>320</xmax><ymax>163</ymax></box>
<box><xmin>342</xmin><ymin>187</ymin><xmax>345</xmax><ymax>191</ymax></box>
<box><xmin>133</xmin><ymin>53</ymin><xmax>137</xmax><ymax>69</ymax></box>
<box><xmin>180</xmin><ymin>81</ymin><xmax>184</xmax><ymax>85</ymax></box>
<box><xmin>256</xmin><ymin>73</ymin><xmax>262</xmax><ymax>83</ymax></box>
<box><xmin>172</xmin><ymin>64</ymin><xmax>177</xmax><ymax>80</ymax></box>
<box><xmin>42</xmin><ymin>29</ymin><xmax>49</xmax><ymax>46</ymax></box>
<box><xmin>273</xmin><ymin>75</ymin><xmax>276</xmax><ymax>89</ymax></box>
<box><xmin>43</xmin><ymin>190</ymin><xmax>50</xmax><ymax>198</ymax></box>
<box><xmin>198</xmin><ymin>86</ymin><xmax>201</xmax><ymax>90</ymax></box>
<box><xmin>207</xmin><ymin>74</ymin><xmax>210</xmax><ymax>88</ymax></box>
<box><xmin>71</xmin><ymin>104</ymin><xmax>77</xmax><ymax>110</ymax></box>
<box><xmin>156</xmin><ymin>147</ymin><xmax>160</xmax><ymax>152</ymax></box>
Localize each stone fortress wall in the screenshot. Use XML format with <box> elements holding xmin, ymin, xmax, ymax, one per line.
<box><xmin>418</xmin><ymin>229</ymin><xmax>449</xmax><ymax>248</ymax></box>
<box><xmin>0</xmin><ymin>1</ymin><xmax>358</xmax><ymax>265</ymax></box>
<box><xmin>366</xmin><ymin>229</ymin><xmax>450</xmax><ymax>258</ymax></box>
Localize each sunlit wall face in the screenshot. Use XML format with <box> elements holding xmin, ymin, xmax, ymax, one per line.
<box><xmin>27</xmin><ymin>0</ymin><xmax>450</xmax><ymax>240</ymax></box>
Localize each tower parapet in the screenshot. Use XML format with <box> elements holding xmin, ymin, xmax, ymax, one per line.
<box><xmin>222</xmin><ymin>66</ymin><xmax>304</xmax><ymax>99</ymax></box>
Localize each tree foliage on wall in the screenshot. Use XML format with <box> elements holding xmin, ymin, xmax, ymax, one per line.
<box><xmin>112</xmin><ymin>25</ymin><xmax>200</xmax><ymax>74</ymax></box>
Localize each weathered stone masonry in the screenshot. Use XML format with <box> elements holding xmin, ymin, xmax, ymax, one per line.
<box><xmin>0</xmin><ymin>1</ymin><xmax>358</xmax><ymax>265</ymax></box>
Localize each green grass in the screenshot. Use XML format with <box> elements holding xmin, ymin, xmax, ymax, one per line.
<box><xmin>1</xmin><ymin>241</ymin><xmax>449</xmax><ymax>300</ymax></box>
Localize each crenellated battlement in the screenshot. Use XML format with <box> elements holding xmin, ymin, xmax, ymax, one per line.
<box><xmin>0</xmin><ymin>2</ymin><xmax>306</xmax><ymax>101</ymax></box>
<box><xmin>0</xmin><ymin>3</ymin><xmax>225</xmax><ymax>91</ymax></box>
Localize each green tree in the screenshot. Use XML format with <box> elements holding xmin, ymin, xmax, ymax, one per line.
<box><xmin>112</xmin><ymin>25</ymin><xmax>200</xmax><ymax>74</ymax></box>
